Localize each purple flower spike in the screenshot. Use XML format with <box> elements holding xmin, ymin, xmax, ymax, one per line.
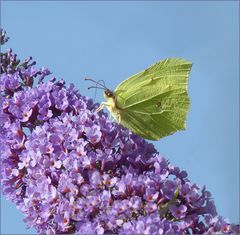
<box><xmin>1</xmin><ymin>30</ymin><xmax>239</xmax><ymax>235</ymax></box>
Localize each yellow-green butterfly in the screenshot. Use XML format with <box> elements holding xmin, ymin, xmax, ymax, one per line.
<box><xmin>86</xmin><ymin>58</ymin><xmax>192</xmax><ymax>140</ymax></box>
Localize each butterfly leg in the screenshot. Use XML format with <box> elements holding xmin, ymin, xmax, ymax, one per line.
<box><xmin>109</xmin><ymin>114</ymin><xmax>115</xmax><ymax>122</ymax></box>
<box><xmin>96</xmin><ymin>102</ymin><xmax>109</xmax><ymax>112</ymax></box>
<box><xmin>117</xmin><ymin>113</ymin><xmax>121</xmax><ymax>123</ymax></box>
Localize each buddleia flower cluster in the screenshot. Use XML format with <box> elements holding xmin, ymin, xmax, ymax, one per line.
<box><xmin>0</xmin><ymin>29</ymin><xmax>239</xmax><ymax>234</ymax></box>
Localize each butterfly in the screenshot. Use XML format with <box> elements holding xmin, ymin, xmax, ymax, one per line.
<box><xmin>86</xmin><ymin>58</ymin><xmax>192</xmax><ymax>140</ymax></box>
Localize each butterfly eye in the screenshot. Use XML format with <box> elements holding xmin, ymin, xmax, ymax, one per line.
<box><xmin>105</xmin><ymin>90</ymin><xmax>113</xmax><ymax>97</ymax></box>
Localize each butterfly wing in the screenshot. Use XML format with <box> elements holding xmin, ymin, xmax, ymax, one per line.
<box><xmin>115</xmin><ymin>58</ymin><xmax>192</xmax><ymax>140</ymax></box>
<box><xmin>119</xmin><ymin>88</ymin><xmax>190</xmax><ymax>140</ymax></box>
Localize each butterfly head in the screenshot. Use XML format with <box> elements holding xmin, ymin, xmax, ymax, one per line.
<box><xmin>84</xmin><ymin>78</ymin><xmax>115</xmax><ymax>101</ymax></box>
<box><xmin>104</xmin><ymin>89</ymin><xmax>114</xmax><ymax>99</ymax></box>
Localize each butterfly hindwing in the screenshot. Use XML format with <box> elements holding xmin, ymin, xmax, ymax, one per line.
<box><xmin>119</xmin><ymin>88</ymin><xmax>190</xmax><ymax>140</ymax></box>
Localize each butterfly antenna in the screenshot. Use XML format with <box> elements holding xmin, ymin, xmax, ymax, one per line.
<box><xmin>98</xmin><ymin>80</ymin><xmax>106</xmax><ymax>89</ymax></box>
<box><xmin>94</xmin><ymin>80</ymin><xmax>107</xmax><ymax>101</ymax></box>
<box><xmin>85</xmin><ymin>78</ymin><xmax>107</xmax><ymax>89</ymax></box>
<box><xmin>87</xmin><ymin>86</ymin><xmax>105</xmax><ymax>90</ymax></box>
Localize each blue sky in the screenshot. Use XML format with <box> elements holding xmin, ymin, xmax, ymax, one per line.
<box><xmin>1</xmin><ymin>1</ymin><xmax>239</xmax><ymax>234</ymax></box>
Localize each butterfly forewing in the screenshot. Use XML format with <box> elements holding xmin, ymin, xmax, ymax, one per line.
<box><xmin>115</xmin><ymin>58</ymin><xmax>191</xmax><ymax>97</ymax></box>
